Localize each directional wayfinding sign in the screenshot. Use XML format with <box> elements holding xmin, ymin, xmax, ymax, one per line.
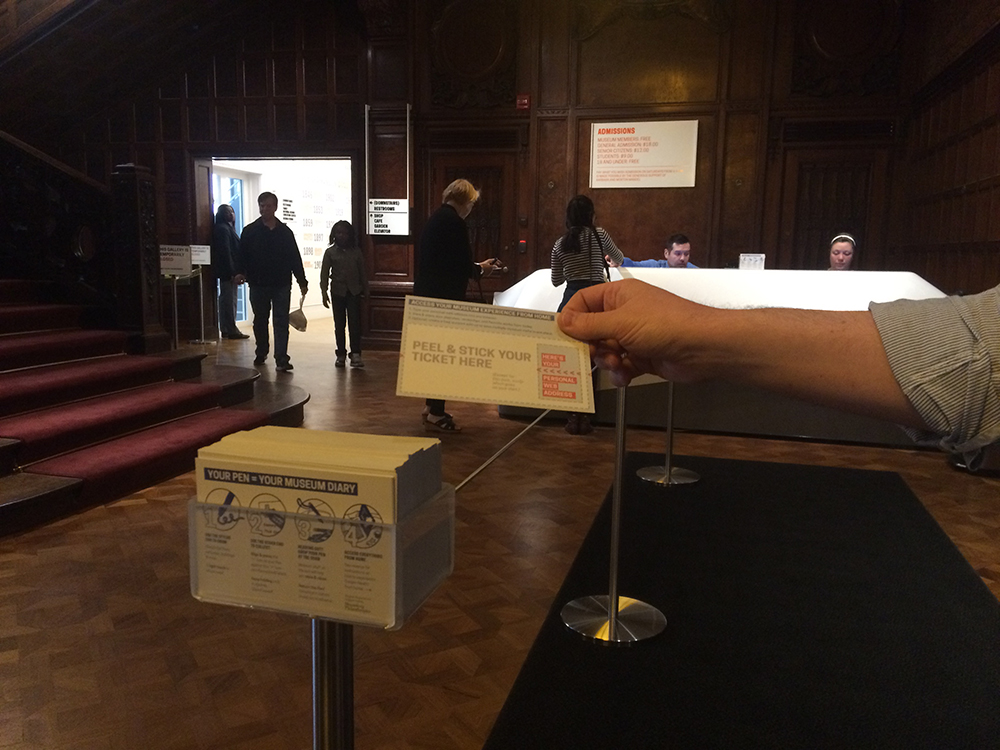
<box><xmin>368</xmin><ymin>199</ymin><xmax>409</xmax><ymax>236</ymax></box>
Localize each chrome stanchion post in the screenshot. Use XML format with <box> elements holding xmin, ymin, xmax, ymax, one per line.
<box><xmin>171</xmin><ymin>275</ymin><xmax>179</xmax><ymax>350</ymax></box>
<box><xmin>561</xmin><ymin>386</ymin><xmax>666</xmax><ymax>644</ymax></box>
<box><xmin>189</xmin><ymin>268</ymin><xmax>215</xmax><ymax>345</ymax></box>
<box><xmin>637</xmin><ymin>381</ymin><xmax>700</xmax><ymax>486</ymax></box>
<box><xmin>313</xmin><ymin>618</ymin><xmax>354</xmax><ymax>750</ymax></box>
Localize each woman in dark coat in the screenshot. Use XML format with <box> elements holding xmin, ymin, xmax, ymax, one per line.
<box><xmin>413</xmin><ymin>178</ymin><xmax>500</xmax><ymax>431</ymax></box>
<box><xmin>212</xmin><ymin>204</ymin><xmax>248</xmax><ymax>339</ymax></box>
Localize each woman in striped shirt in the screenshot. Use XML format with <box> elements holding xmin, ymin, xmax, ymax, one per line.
<box><xmin>550</xmin><ymin>195</ymin><xmax>624</xmax><ymax>434</ymax></box>
<box><xmin>551</xmin><ymin>195</ymin><xmax>624</xmax><ymax>313</ymax></box>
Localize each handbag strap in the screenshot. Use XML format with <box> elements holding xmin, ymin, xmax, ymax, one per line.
<box><xmin>593</xmin><ymin>227</ymin><xmax>610</xmax><ymax>282</ymax></box>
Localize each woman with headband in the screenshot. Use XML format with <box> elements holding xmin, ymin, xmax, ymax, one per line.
<box><xmin>829</xmin><ymin>234</ymin><xmax>856</xmax><ymax>270</ymax></box>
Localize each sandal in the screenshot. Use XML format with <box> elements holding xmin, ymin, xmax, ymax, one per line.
<box><xmin>425</xmin><ymin>414</ymin><xmax>461</xmax><ymax>432</ymax></box>
<box><xmin>421</xmin><ymin>407</ymin><xmax>452</xmax><ymax>422</ymax></box>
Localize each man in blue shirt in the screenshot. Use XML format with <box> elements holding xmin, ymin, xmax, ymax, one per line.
<box><xmin>610</xmin><ymin>233</ymin><xmax>699</xmax><ymax>269</ymax></box>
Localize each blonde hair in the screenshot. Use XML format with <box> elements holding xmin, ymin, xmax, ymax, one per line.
<box><xmin>442</xmin><ymin>179</ymin><xmax>480</xmax><ymax>205</ymax></box>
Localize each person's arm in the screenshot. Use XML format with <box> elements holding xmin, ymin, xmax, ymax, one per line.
<box><xmin>319</xmin><ymin>247</ymin><xmax>332</xmax><ymax>307</ymax></box>
<box><xmin>356</xmin><ymin>248</ymin><xmax>369</xmax><ymax>296</ymax></box>
<box><xmin>556</xmin><ymin>279</ymin><xmax>927</xmax><ymax>429</ymax></box>
<box><xmin>288</xmin><ymin>229</ymin><xmax>308</xmax><ymax>293</ymax></box>
<box><xmin>597</xmin><ymin>228</ymin><xmax>624</xmax><ymax>265</ymax></box>
<box><xmin>621</xmin><ymin>258</ymin><xmax>664</xmax><ymax>268</ymax></box>
<box><xmin>233</xmin><ymin>225</ymin><xmax>250</xmax><ymax>283</ymax></box>
<box><xmin>551</xmin><ymin>239</ymin><xmax>565</xmax><ymax>287</ymax></box>
<box><xmin>210</xmin><ymin>224</ymin><xmax>232</xmax><ymax>278</ymax></box>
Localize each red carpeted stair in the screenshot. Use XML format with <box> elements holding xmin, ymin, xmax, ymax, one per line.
<box><xmin>0</xmin><ymin>380</ymin><xmax>225</xmax><ymax>464</ymax></box>
<box><xmin>0</xmin><ymin>277</ymin><xmax>309</xmax><ymax>536</ymax></box>
<box><xmin>0</xmin><ymin>328</ymin><xmax>129</xmax><ymax>370</ymax></box>
<box><xmin>0</xmin><ymin>303</ymin><xmax>94</xmax><ymax>333</ymax></box>
<box><xmin>0</xmin><ymin>355</ymin><xmax>177</xmax><ymax>415</ymax></box>
<box><xmin>28</xmin><ymin>408</ymin><xmax>270</xmax><ymax>504</ymax></box>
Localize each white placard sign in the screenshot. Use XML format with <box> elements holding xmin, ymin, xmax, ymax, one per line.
<box><xmin>590</xmin><ymin>120</ymin><xmax>699</xmax><ymax>188</ymax></box>
<box><xmin>368</xmin><ymin>199</ymin><xmax>409</xmax><ymax>235</ymax></box>
<box><xmin>190</xmin><ymin>244</ymin><xmax>211</xmax><ymax>266</ymax></box>
<box><xmin>160</xmin><ymin>244</ymin><xmax>191</xmax><ymax>276</ymax></box>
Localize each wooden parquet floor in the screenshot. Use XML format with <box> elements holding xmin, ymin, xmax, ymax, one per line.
<box><xmin>2</xmin><ymin>315</ymin><xmax>998</xmax><ymax>749</ymax></box>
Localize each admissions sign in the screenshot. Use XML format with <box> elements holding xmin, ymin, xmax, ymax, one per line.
<box><xmin>590</xmin><ymin>120</ymin><xmax>699</xmax><ymax>189</ymax></box>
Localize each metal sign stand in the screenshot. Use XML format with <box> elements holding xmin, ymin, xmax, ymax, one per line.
<box><xmin>189</xmin><ymin>267</ymin><xmax>215</xmax><ymax>345</ymax></box>
<box><xmin>636</xmin><ymin>381</ymin><xmax>700</xmax><ymax>486</ymax></box>
<box><xmin>169</xmin><ymin>275</ymin><xmax>180</xmax><ymax>349</ymax></box>
<box><xmin>561</xmin><ymin>386</ymin><xmax>667</xmax><ymax>644</ymax></box>
<box><xmin>312</xmin><ymin>619</ymin><xmax>354</xmax><ymax>750</ymax></box>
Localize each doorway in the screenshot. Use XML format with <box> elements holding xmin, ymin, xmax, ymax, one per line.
<box><xmin>209</xmin><ymin>158</ymin><xmax>353</xmax><ymax>322</ymax></box>
<box><xmin>426</xmin><ymin>152</ymin><xmax>520</xmax><ymax>297</ymax></box>
<box><xmin>774</xmin><ymin>148</ymin><xmax>888</xmax><ymax>270</ymax></box>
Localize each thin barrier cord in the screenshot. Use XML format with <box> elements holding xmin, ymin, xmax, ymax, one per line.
<box><xmin>455</xmin><ymin>364</ymin><xmax>600</xmax><ymax>492</ymax></box>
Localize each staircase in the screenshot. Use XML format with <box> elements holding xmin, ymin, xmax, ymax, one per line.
<box><xmin>0</xmin><ymin>278</ymin><xmax>310</xmax><ymax>536</ymax></box>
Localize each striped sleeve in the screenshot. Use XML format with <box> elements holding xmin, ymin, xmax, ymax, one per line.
<box><xmin>551</xmin><ymin>237</ymin><xmax>565</xmax><ymax>287</ymax></box>
<box><xmin>869</xmin><ymin>285</ymin><xmax>1000</xmax><ymax>453</ymax></box>
<box><xmin>597</xmin><ymin>228</ymin><xmax>624</xmax><ymax>265</ymax></box>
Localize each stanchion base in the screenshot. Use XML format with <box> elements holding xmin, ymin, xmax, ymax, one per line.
<box><xmin>189</xmin><ymin>339</ymin><xmax>217</xmax><ymax>345</ymax></box>
<box><xmin>637</xmin><ymin>465</ymin><xmax>700</xmax><ymax>485</ymax></box>
<box><xmin>560</xmin><ymin>595</ymin><xmax>666</xmax><ymax>644</ymax></box>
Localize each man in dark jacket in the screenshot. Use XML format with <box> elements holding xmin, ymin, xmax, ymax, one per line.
<box><xmin>211</xmin><ymin>204</ymin><xmax>248</xmax><ymax>339</ymax></box>
<box><xmin>235</xmin><ymin>192</ymin><xmax>308</xmax><ymax>372</ymax></box>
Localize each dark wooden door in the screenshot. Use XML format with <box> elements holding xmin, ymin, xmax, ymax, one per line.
<box><xmin>776</xmin><ymin>148</ymin><xmax>888</xmax><ymax>271</ymax></box>
<box><xmin>426</xmin><ymin>151</ymin><xmax>519</xmax><ymax>297</ymax></box>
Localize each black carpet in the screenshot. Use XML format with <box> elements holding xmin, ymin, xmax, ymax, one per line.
<box><xmin>484</xmin><ymin>453</ymin><xmax>1000</xmax><ymax>750</ymax></box>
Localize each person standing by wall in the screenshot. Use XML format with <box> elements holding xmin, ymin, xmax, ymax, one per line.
<box><xmin>414</xmin><ymin>178</ymin><xmax>501</xmax><ymax>431</ymax></box>
<box><xmin>211</xmin><ymin>204</ymin><xmax>248</xmax><ymax>340</ymax></box>
<box><xmin>320</xmin><ymin>220</ymin><xmax>368</xmax><ymax>368</ymax></box>
<box><xmin>234</xmin><ymin>191</ymin><xmax>308</xmax><ymax>372</ymax></box>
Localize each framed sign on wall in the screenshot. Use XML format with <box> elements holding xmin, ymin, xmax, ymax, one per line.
<box><xmin>590</xmin><ymin>120</ymin><xmax>699</xmax><ymax>189</ymax></box>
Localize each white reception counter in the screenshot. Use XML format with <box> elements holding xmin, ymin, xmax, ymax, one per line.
<box><xmin>494</xmin><ymin>268</ymin><xmax>945</xmax><ymax>445</ymax></box>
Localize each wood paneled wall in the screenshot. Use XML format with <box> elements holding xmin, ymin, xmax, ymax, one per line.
<box><xmin>13</xmin><ymin>0</ymin><xmax>1000</xmax><ymax>341</ymax></box>
<box><xmin>43</xmin><ymin>4</ymin><xmax>367</xmax><ymax>338</ymax></box>
<box><xmin>904</xmin><ymin>0</ymin><xmax>1000</xmax><ymax>92</ymax></box>
<box><xmin>0</xmin><ymin>0</ymin><xmax>75</xmax><ymax>49</ymax></box>
<box><xmin>50</xmin><ymin>8</ymin><xmax>366</xmax><ymax>241</ymax></box>
<box><xmin>889</xmin><ymin>24</ymin><xmax>1000</xmax><ymax>294</ymax></box>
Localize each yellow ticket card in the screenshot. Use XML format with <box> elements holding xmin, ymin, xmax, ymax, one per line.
<box><xmin>396</xmin><ymin>296</ymin><xmax>595</xmax><ymax>413</ymax></box>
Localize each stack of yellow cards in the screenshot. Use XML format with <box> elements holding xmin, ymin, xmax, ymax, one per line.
<box><xmin>188</xmin><ymin>426</ymin><xmax>454</xmax><ymax>629</ymax></box>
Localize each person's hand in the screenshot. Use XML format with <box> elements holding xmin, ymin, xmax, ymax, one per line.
<box><xmin>557</xmin><ymin>279</ymin><xmax>709</xmax><ymax>387</ymax></box>
<box><xmin>322</xmin><ymin>294</ymin><xmax>330</xmax><ymax>309</ymax></box>
<box><xmin>477</xmin><ymin>259</ymin><xmax>496</xmax><ymax>276</ymax></box>
<box><xmin>605</xmin><ymin>255</ymin><xmax>620</xmax><ymax>268</ymax></box>
<box><xmin>299</xmin><ymin>283</ymin><xmax>308</xmax><ymax>296</ymax></box>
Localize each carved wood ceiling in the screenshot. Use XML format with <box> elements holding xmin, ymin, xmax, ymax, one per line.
<box><xmin>0</xmin><ymin>0</ymin><xmax>272</xmax><ymax>145</ymax></box>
